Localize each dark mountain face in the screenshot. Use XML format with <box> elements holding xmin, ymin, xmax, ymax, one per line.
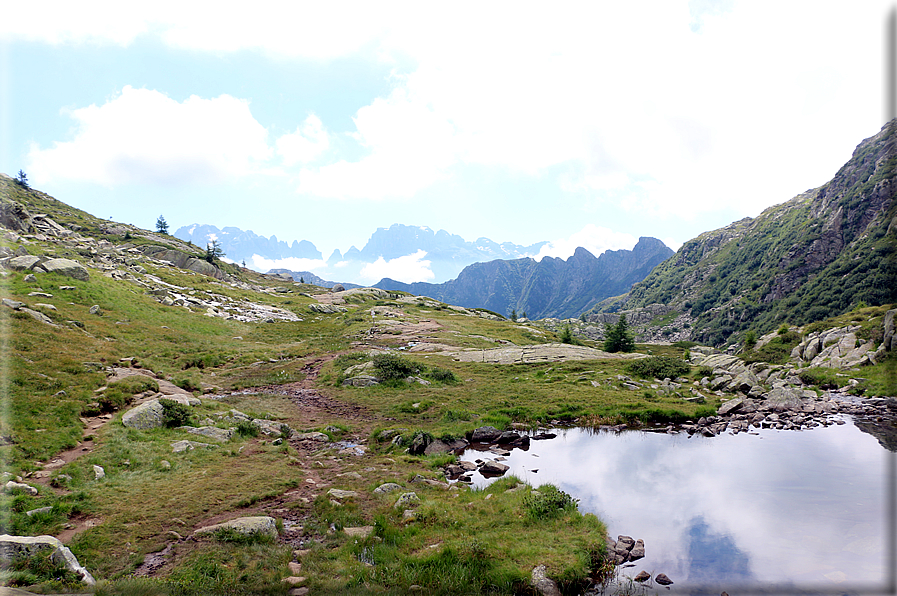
<box><xmin>374</xmin><ymin>237</ymin><xmax>674</xmax><ymax>320</ymax></box>
<box><xmin>603</xmin><ymin>120</ymin><xmax>897</xmax><ymax>346</ymax></box>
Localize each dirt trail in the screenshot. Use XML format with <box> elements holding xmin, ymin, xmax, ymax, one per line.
<box><xmin>135</xmin><ymin>355</ymin><xmax>379</xmax><ymax>577</ymax></box>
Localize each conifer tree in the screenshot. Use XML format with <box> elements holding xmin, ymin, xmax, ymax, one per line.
<box><xmin>155</xmin><ymin>215</ymin><xmax>169</xmax><ymax>234</ymax></box>
<box><xmin>603</xmin><ymin>314</ymin><xmax>635</xmax><ymax>353</ymax></box>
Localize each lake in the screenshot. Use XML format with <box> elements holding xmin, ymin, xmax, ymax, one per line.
<box><xmin>460</xmin><ymin>416</ymin><xmax>895</xmax><ymax>594</ymax></box>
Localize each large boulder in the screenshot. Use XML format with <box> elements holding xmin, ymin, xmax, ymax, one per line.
<box><xmin>0</xmin><ymin>534</ymin><xmax>95</xmax><ymax>585</ymax></box>
<box><xmin>884</xmin><ymin>309</ymin><xmax>897</xmax><ymax>352</ymax></box>
<box><xmin>0</xmin><ymin>197</ymin><xmax>34</xmax><ymax>232</ymax></box>
<box><xmin>35</xmin><ymin>258</ymin><xmax>89</xmax><ymax>281</ymax></box>
<box><xmin>121</xmin><ymin>399</ymin><xmax>165</xmax><ymax>430</ymax></box>
<box><xmin>470</xmin><ymin>426</ymin><xmax>502</xmax><ymax>443</ymax></box>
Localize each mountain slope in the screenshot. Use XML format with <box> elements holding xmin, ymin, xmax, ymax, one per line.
<box><xmin>375</xmin><ymin>237</ymin><xmax>673</xmax><ymax>320</ymax></box>
<box><xmin>596</xmin><ymin>120</ymin><xmax>897</xmax><ymax>345</ymax></box>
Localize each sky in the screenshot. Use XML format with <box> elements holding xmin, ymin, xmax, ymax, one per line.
<box><xmin>1</xmin><ymin>1</ymin><xmax>894</xmax><ymax>282</ymax></box>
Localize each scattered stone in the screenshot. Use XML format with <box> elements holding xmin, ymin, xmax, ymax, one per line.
<box><xmin>531</xmin><ymin>564</ymin><xmax>561</xmax><ymax>596</ymax></box>
<box><xmin>633</xmin><ymin>570</ymin><xmax>651</xmax><ymax>582</ymax></box>
<box><xmin>93</xmin><ymin>465</ymin><xmax>105</xmax><ymax>480</ymax></box>
<box><xmin>393</xmin><ymin>492</ymin><xmax>420</xmax><ymax>509</ymax></box>
<box><xmin>171</xmin><ymin>440</ymin><xmax>214</xmax><ymax>453</ymax></box>
<box><xmin>470</xmin><ymin>426</ymin><xmax>502</xmax><ymax>442</ymax></box>
<box><xmin>373</xmin><ymin>483</ymin><xmax>404</xmax><ymax>494</ymax></box>
<box><xmin>655</xmin><ymin>573</ymin><xmax>673</xmax><ymax>585</ymax></box>
<box><xmin>327</xmin><ymin>489</ymin><xmax>358</xmax><ymax>500</ymax></box>
<box><xmin>343</xmin><ymin>526</ymin><xmax>374</xmax><ymax>538</ymax></box>
<box><xmin>25</xmin><ymin>506</ymin><xmax>52</xmax><ymax>517</ymax></box>
<box><xmin>479</xmin><ymin>460</ymin><xmax>510</xmax><ymax>476</ymax></box>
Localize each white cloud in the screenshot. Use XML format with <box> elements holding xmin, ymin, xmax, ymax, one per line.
<box><xmin>11</xmin><ymin>1</ymin><xmax>892</xmax><ymax>223</ymax></box>
<box><xmin>28</xmin><ymin>86</ymin><xmax>271</xmax><ymax>186</ymax></box>
<box><xmin>249</xmin><ymin>255</ymin><xmax>327</xmax><ymax>273</ymax></box>
<box><xmin>276</xmin><ymin>115</ymin><xmax>331</xmax><ymax>166</ymax></box>
<box><xmin>535</xmin><ymin>225</ymin><xmax>638</xmax><ymax>261</ymax></box>
<box><xmin>359</xmin><ymin>250</ymin><xmax>434</xmax><ymax>283</ymax></box>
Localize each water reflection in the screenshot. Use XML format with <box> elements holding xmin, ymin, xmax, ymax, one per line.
<box><xmin>460</xmin><ymin>418</ymin><xmax>894</xmax><ymax>593</ymax></box>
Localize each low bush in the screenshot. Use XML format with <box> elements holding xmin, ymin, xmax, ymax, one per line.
<box><xmin>797</xmin><ymin>367</ymin><xmax>846</xmax><ymax>389</ymax></box>
<box><xmin>235</xmin><ymin>420</ymin><xmax>259</xmax><ymax>438</ymax></box>
<box><xmin>373</xmin><ymin>353</ymin><xmax>422</xmax><ymax>381</ymax></box>
<box><xmin>624</xmin><ymin>356</ymin><xmax>691</xmax><ymax>379</ymax></box>
<box><xmin>160</xmin><ymin>398</ymin><xmax>194</xmax><ymax>428</ymax></box>
<box><xmin>523</xmin><ymin>484</ymin><xmax>578</xmax><ymax>519</ymax></box>
<box><xmin>427</xmin><ymin>367</ymin><xmax>458</xmax><ymax>383</ymax></box>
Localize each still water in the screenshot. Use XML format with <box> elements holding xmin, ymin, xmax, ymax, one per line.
<box><xmin>461</xmin><ymin>417</ymin><xmax>895</xmax><ymax>594</ymax></box>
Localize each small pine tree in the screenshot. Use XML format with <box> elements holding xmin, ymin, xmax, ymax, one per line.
<box><xmin>603</xmin><ymin>314</ymin><xmax>635</xmax><ymax>353</ymax></box>
<box><xmin>511</xmin><ymin>309</ymin><xmax>517</xmax><ymax>321</ymax></box>
<box><xmin>14</xmin><ymin>170</ymin><xmax>29</xmax><ymax>188</ymax></box>
<box><xmin>521</xmin><ymin>311</ymin><xmax>527</xmax><ymax>320</ymax></box>
<box><xmin>155</xmin><ymin>215</ymin><xmax>169</xmax><ymax>234</ymax></box>
<box><xmin>560</xmin><ymin>325</ymin><xmax>574</xmax><ymax>344</ymax></box>
<box><xmin>300</xmin><ymin>276</ymin><xmax>305</xmax><ymax>284</ymax></box>
<box><xmin>205</xmin><ymin>240</ymin><xmax>224</xmax><ymax>263</ymax></box>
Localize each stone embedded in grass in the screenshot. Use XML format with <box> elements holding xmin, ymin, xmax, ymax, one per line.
<box><xmin>93</xmin><ymin>465</ymin><xmax>105</xmax><ymax>480</ymax></box>
<box><xmin>393</xmin><ymin>492</ymin><xmax>420</xmax><ymax>509</ymax></box>
<box><xmin>193</xmin><ymin>516</ymin><xmax>278</xmax><ymax>540</ymax></box>
<box><xmin>179</xmin><ymin>426</ymin><xmax>233</xmax><ymax>442</ymax></box>
<box><xmin>343</xmin><ymin>526</ymin><xmax>373</xmax><ymax>538</ymax></box>
<box><xmin>327</xmin><ymin>489</ymin><xmax>358</xmax><ymax>500</ymax></box>
<box><xmin>373</xmin><ymin>483</ymin><xmax>403</xmax><ymax>494</ymax></box>
<box><xmin>35</xmin><ymin>258</ymin><xmax>90</xmax><ymax>281</ymax></box>
<box><xmin>25</xmin><ymin>506</ymin><xmax>52</xmax><ymax>517</ymax></box>
<box><xmin>531</xmin><ymin>564</ymin><xmax>561</xmax><ymax>596</ymax></box>
<box><xmin>171</xmin><ymin>440</ymin><xmax>214</xmax><ymax>453</ymax></box>
<box><xmin>0</xmin><ymin>534</ymin><xmax>95</xmax><ymax>585</ymax></box>
<box><xmin>122</xmin><ymin>400</ymin><xmax>165</xmax><ymax>430</ymax></box>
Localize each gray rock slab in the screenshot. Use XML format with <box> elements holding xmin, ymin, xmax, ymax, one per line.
<box><xmin>373</xmin><ymin>483</ymin><xmax>404</xmax><ymax>494</ymax></box>
<box><xmin>0</xmin><ymin>534</ymin><xmax>95</xmax><ymax>585</ymax></box>
<box><xmin>194</xmin><ymin>516</ymin><xmax>277</xmax><ymax>539</ymax></box>
<box><xmin>181</xmin><ymin>426</ymin><xmax>233</xmax><ymax>442</ymax></box>
<box><xmin>122</xmin><ymin>399</ymin><xmax>165</xmax><ymax>430</ymax></box>
<box><xmin>38</xmin><ymin>258</ymin><xmax>89</xmax><ymax>281</ymax></box>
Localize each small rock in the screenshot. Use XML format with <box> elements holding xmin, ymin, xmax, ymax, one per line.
<box><xmin>89</xmin><ymin>304</ymin><xmax>101</xmax><ymax>315</ymax></box>
<box><xmin>25</xmin><ymin>506</ymin><xmax>53</xmax><ymax>517</ymax></box>
<box><xmin>394</xmin><ymin>492</ymin><xmax>420</xmax><ymax>509</ymax></box>
<box><xmin>93</xmin><ymin>465</ymin><xmax>105</xmax><ymax>480</ymax></box>
<box><xmin>373</xmin><ymin>482</ymin><xmax>404</xmax><ymax>494</ymax></box>
<box><xmin>634</xmin><ymin>570</ymin><xmax>651</xmax><ymax>582</ymax></box>
<box><xmin>655</xmin><ymin>573</ymin><xmax>673</xmax><ymax>585</ymax></box>
<box><xmin>327</xmin><ymin>489</ymin><xmax>358</xmax><ymax>499</ymax></box>
<box><xmin>531</xmin><ymin>564</ymin><xmax>561</xmax><ymax>596</ymax></box>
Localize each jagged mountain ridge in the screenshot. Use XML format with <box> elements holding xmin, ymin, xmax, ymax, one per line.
<box><xmin>174</xmin><ymin>222</ymin><xmax>547</xmax><ymax>284</ymax></box>
<box><xmin>593</xmin><ymin>120</ymin><xmax>897</xmax><ymax>346</ymax></box>
<box><xmin>374</xmin><ymin>237</ymin><xmax>674</xmax><ymax>320</ymax></box>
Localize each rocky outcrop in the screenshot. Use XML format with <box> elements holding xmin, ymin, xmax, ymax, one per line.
<box><xmin>34</xmin><ymin>258</ymin><xmax>89</xmax><ymax>280</ymax></box>
<box><xmin>0</xmin><ymin>534</ymin><xmax>95</xmax><ymax>585</ymax></box>
<box><xmin>193</xmin><ymin>516</ymin><xmax>278</xmax><ymax>540</ymax></box>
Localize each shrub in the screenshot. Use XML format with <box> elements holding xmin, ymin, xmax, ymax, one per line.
<box><xmin>160</xmin><ymin>398</ymin><xmax>194</xmax><ymax>428</ymax></box>
<box><xmin>624</xmin><ymin>356</ymin><xmax>690</xmax><ymax>379</ymax></box>
<box><xmin>523</xmin><ymin>484</ymin><xmax>578</xmax><ymax>519</ymax></box>
<box><xmin>427</xmin><ymin>367</ymin><xmax>458</xmax><ymax>383</ymax></box>
<box><xmin>797</xmin><ymin>367</ymin><xmax>846</xmax><ymax>389</ymax></box>
<box><xmin>744</xmin><ymin>330</ymin><xmax>757</xmax><ymax>349</ymax></box>
<box><xmin>372</xmin><ymin>353</ymin><xmax>422</xmax><ymax>381</ymax></box>
<box><xmin>235</xmin><ymin>420</ymin><xmax>259</xmax><ymax>438</ymax></box>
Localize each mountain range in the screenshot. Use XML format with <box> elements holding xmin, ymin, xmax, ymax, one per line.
<box><xmin>173</xmin><ymin>223</ymin><xmax>547</xmax><ymax>285</ymax></box>
<box><xmin>374</xmin><ymin>237</ymin><xmax>674</xmax><ymax>320</ymax></box>
<box><xmin>590</xmin><ymin>119</ymin><xmax>897</xmax><ymax>346</ymax></box>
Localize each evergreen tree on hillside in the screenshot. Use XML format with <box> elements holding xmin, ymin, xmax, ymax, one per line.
<box><xmin>603</xmin><ymin>314</ymin><xmax>635</xmax><ymax>353</ymax></box>
<box><xmin>155</xmin><ymin>215</ymin><xmax>169</xmax><ymax>234</ymax></box>
<box><xmin>14</xmin><ymin>170</ymin><xmax>28</xmax><ymax>188</ymax></box>
<box><xmin>205</xmin><ymin>240</ymin><xmax>224</xmax><ymax>263</ymax></box>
